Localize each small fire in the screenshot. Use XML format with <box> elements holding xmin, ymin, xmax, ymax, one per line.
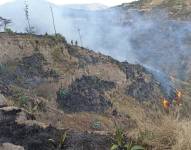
<box><xmin>162</xmin><ymin>98</ymin><xmax>170</xmax><ymax>109</ymax></box>
<box><xmin>162</xmin><ymin>89</ymin><xmax>182</xmax><ymax>109</ymax></box>
<box><xmin>176</xmin><ymin>89</ymin><xmax>182</xmax><ymax>99</ymax></box>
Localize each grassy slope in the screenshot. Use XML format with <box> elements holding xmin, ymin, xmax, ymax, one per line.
<box><xmin>0</xmin><ymin>32</ymin><xmax>191</xmax><ymax>149</ymax></box>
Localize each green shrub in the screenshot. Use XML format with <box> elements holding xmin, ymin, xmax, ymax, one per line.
<box><xmin>48</xmin><ymin>131</ymin><xmax>67</xmax><ymax>150</ymax></box>
<box><xmin>19</xmin><ymin>95</ymin><xmax>29</xmax><ymax>107</ymax></box>
<box><xmin>58</xmin><ymin>89</ymin><xmax>69</xmax><ymax>99</ymax></box>
<box><xmin>55</xmin><ymin>33</ymin><xmax>66</xmax><ymax>41</ymax></box>
<box><xmin>48</xmin><ymin>34</ymin><xmax>67</xmax><ymax>43</ymax></box>
<box><xmin>5</xmin><ymin>28</ymin><xmax>14</xmax><ymax>33</ymax></box>
<box><xmin>90</xmin><ymin>119</ymin><xmax>102</xmax><ymax>130</ymax></box>
<box><xmin>111</xmin><ymin>127</ymin><xmax>145</xmax><ymax>150</ymax></box>
<box><xmin>0</xmin><ymin>64</ymin><xmax>7</xmax><ymax>74</ymax></box>
<box><xmin>111</xmin><ymin>128</ymin><xmax>126</xmax><ymax>150</ymax></box>
<box><xmin>11</xmin><ymin>87</ymin><xmax>29</xmax><ymax>108</ymax></box>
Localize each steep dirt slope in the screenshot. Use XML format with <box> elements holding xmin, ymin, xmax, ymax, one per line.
<box><xmin>0</xmin><ymin>32</ymin><xmax>167</xmax><ymax>102</ymax></box>
<box><xmin>0</xmin><ymin>32</ymin><xmax>179</xmax><ymax>149</ymax></box>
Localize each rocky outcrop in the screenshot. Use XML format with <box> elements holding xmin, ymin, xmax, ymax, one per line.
<box><xmin>57</xmin><ymin>76</ymin><xmax>115</xmax><ymax>113</ymax></box>
<box><xmin>0</xmin><ymin>143</ymin><xmax>24</xmax><ymax>150</ymax></box>
<box><xmin>0</xmin><ymin>106</ymin><xmax>35</xmax><ymax>125</ymax></box>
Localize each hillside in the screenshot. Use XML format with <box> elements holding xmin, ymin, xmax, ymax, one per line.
<box><xmin>0</xmin><ymin>31</ymin><xmax>191</xmax><ymax>149</ymax></box>
<box><xmin>62</xmin><ymin>3</ymin><xmax>108</xmax><ymax>11</ymax></box>
<box><xmin>119</xmin><ymin>0</ymin><xmax>191</xmax><ymax>20</ymax></box>
<box><xmin>117</xmin><ymin>0</ymin><xmax>191</xmax><ymax>111</ymax></box>
<box><xmin>1</xmin><ymin>0</ymin><xmax>191</xmax><ymax>85</ymax></box>
<box><xmin>111</xmin><ymin>0</ymin><xmax>191</xmax><ymax>88</ymax></box>
<box><xmin>0</xmin><ymin>32</ymin><xmax>188</xmax><ymax>149</ymax></box>
<box><xmin>0</xmin><ymin>0</ymin><xmax>191</xmax><ymax>149</ymax></box>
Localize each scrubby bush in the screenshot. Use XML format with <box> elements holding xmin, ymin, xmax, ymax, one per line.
<box><xmin>19</xmin><ymin>95</ymin><xmax>29</xmax><ymax>107</ymax></box>
<box><xmin>48</xmin><ymin>131</ymin><xmax>67</xmax><ymax>150</ymax></box>
<box><xmin>0</xmin><ymin>64</ymin><xmax>7</xmax><ymax>74</ymax></box>
<box><xmin>58</xmin><ymin>88</ymin><xmax>69</xmax><ymax>99</ymax></box>
<box><xmin>111</xmin><ymin>127</ymin><xmax>144</xmax><ymax>150</ymax></box>
<box><xmin>48</xmin><ymin>34</ymin><xmax>67</xmax><ymax>43</ymax></box>
<box><xmin>4</xmin><ymin>28</ymin><xmax>14</xmax><ymax>33</ymax></box>
<box><xmin>90</xmin><ymin>119</ymin><xmax>102</xmax><ymax>130</ymax></box>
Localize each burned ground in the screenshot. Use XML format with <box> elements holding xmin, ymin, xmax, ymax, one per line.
<box><xmin>0</xmin><ymin>106</ymin><xmax>113</xmax><ymax>150</ymax></box>
<box><xmin>0</xmin><ymin>53</ymin><xmax>58</xmax><ymax>88</ymax></box>
<box><xmin>67</xmin><ymin>45</ymin><xmax>113</xmax><ymax>68</ymax></box>
<box><xmin>121</xmin><ymin>62</ymin><xmax>165</xmax><ymax>102</ymax></box>
<box><xmin>0</xmin><ymin>33</ymin><xmax>182</xmax><ymax>150</ymax></box>
<box><xmin>57</xmin><ymin>76</ymin><xmax>115</xmax><ymax>113</ymax></box>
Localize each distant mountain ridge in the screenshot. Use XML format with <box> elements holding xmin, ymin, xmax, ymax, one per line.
<box><xmin>62</xmin><ymin>3</ymin><xmax>108</xmax><ymax>11</ymax></box>
<box><xmin>119</xmin><ymin>0</ymin><xmax>191</xmax><ymax>20</ymax></box>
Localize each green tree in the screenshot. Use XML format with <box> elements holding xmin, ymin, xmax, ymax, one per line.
<box><xmin>0</xmin><ymin>16</ymin><xmax>12</xmax><ymax>31</ymax></box>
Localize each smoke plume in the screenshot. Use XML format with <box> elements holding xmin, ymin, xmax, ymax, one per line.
<box><xmin>0</xmin><ymin>0</ymin><xmax>191</xmax><ymax>87</ymax></box>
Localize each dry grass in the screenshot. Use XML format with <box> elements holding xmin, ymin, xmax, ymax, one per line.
<box><xmin>172</xmin><ymin>120</ymin><xmax>191</xmax><ymax>150</ymax></box>
<box><xmin>2</xmin><ymin>33</ymin><xmax>190</xmax><ymax>149</ymax></box>
<box><xmin>36</xmin><ymin>108</ymin><xmax>115</xmax><ymax>132</ymax></box>
<box><xmin>105</xmin><ymin>87</ymin><xmax>191</xmax><ymax>150</ymax></box>
<box><xmin>126</xmin><ymin>104</ymin><xmax>191</xmax><ymax>150</ymax></box>
<box><xmin>136</xmin><ymin>116</ymin><xmax>177</xmax><ymax>150</ymax></box>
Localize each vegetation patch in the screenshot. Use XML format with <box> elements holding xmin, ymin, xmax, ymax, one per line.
<box><xmin>111</xmin><ymin>127</ymin><xmax>145</xmax><ymax>150</ymax></box>
<box><xmin>46</xmin><ymin>33</ymin><xmax>67</xmax><ymax>43</ymax></box>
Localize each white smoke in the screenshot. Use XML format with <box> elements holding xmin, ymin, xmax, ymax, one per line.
<box><xmin>0</xmin><ymin>0</ymin><xmax>191</xmax><ymax>83</ymax></box>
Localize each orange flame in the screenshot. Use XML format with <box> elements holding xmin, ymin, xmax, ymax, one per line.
<box><xmin>176</xmin><ymin>90</ymin><xmax>182</xmax><ymax>99</ymax></box>
<box><xmin>175</xmin><ymin>89</ymin><xmax>182</xmax><ymax>105</ymax></box>
<box><xmin>162</xmin><ymin>99</ymin><xmax>170</xmax><ymax>109</ymax></box>
<box><xmin>162</xmin><ymin>89</ymin><xmax>182</xmax><ymax>109</ymax></box>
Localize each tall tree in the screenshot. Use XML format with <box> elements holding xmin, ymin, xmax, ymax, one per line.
<box><xmin>50</xmin><ymin>5</ymin><xmax>57</xmax><ymax>35</ymax></box>
<box><xmin>24</xmin><ymin>0</ymin><xmax>31</xmax><ymax>33</ymax></box>
<box><xmin>77</xmin><ymin>28</ymin><xmax>83</xmax><ymax>47</ymax></box>
<box><xmin>0</xmin><ymin>16</ymin><xmax>12</xmax><ymax>31</ymax></box>
<box><xmin>3</xmin><ymin>19</ymin><xmax>12</xmax><ymax>30</ymax></box>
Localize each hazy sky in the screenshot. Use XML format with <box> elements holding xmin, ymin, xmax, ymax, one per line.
<box><xmin>0</xmin><ymin>0</ymin><xmax>137</xmax><ymax>6</ymax></box>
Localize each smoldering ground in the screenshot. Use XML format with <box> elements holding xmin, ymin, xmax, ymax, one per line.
<box><xmin>0</xmin><ymin>0</ymin><xmax>191</xmax><ymax>86</ymax></box>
